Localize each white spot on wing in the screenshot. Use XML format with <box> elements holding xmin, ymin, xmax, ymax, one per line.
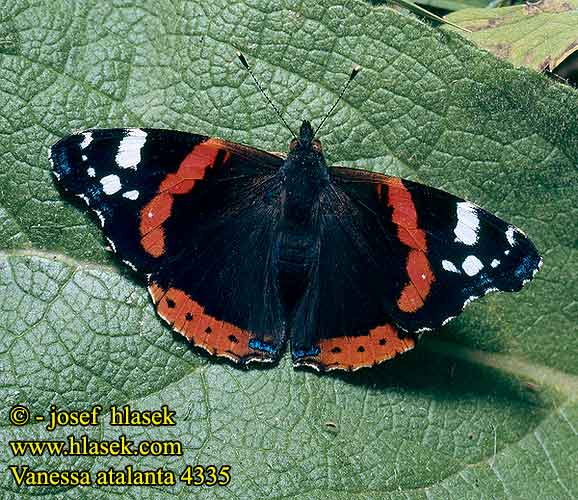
<box><xmin>442</xmin><ymin>315</ymin><xmax>456</xmax><ymax>326</ymax></box>
<box><xmin>454</xmin><ymin>202</ymin><xmax>479</xmax><ymax>246</ymax></box>
<box><xmin>442</xmin><ymin>260</ymin><xmax>460</xmax><ymax>273</ymax></box>
<box><xmin>87</xmin><ymin>167</ymin><xmax>95</xmax><ymax>177</ymax></box>
<box><xmin>490</xmin><ymin>259</ymin><xmax>500</xmax><ymax>268</ymax></box>
<box><xmin>80</xmin><ymin>132</ymin><xmax>93</xmax><ymax>149</ymax></box>
<box><xmin>463</xmin><ymin>295</ymin><xmax>479</xmax><ymax>307</ymax></box>
<box><xmin>105</xmin><ymin>236</ymin><xmax>116</xmax><ymax>252</ymax></box>
<box><xmin>504</xmin><ymin>250</ymin><xmax>510</xmax><ymax>255</ymax></box>
<box><xmin>462</xmin><ymin>255</ymin><xmax>484</xmax><ymax>276</ymax></box>
<box><xmin>122</xmin><ymin>190</ymin><xmax>139</xmax><ymax>200</ymax></box>
<box><xmin>116</xmin><ymin>129</ymin><xmax>147</xmax><ymax>169</ymax></box>
<box><xmin>82</xmin><ymin>155</ymin><xmax>88</xmax><ymax>161</ymax></box>
<box><xmin>506</xmin><ymin>226</ymin><xmax>517</xmax><ymax>246</ymax></box>
<box><xmin>95</xmin><ymin>210</ymin><xmax>105</xmax><ymax>227</ymax></box>
<box><xmin>100</xmin><ymin>174</ymin><xmax>122</xmax><ymax>195</ymax></box>
<box><xmin>123</xmin><ymin>259</ymin><xmax>138</xmax><ymax>271</ymax></box>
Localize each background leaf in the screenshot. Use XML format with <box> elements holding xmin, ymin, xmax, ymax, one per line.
<box><xmin>417</xmin><ymin>0</ymin><xmax>489</xmax><ymax>12</ymax></box>
<box><xmin>1</xmin><ymin>0</ymin><xmax>577</xmax><ymax>498</ymax></box>
<box><xmin>446</xmin><ymin>0</ymin><xmax>578</xmax><ymax>71</ymax></box>
<box><xmin>384</xmin><ymin>0</ymin><xmax>473</xmax><ymax>31</ymax></box>
<box><xmin>375</xmin><ymin>0</ymin><xmax>492</xmax><ymax>14</ymax></box>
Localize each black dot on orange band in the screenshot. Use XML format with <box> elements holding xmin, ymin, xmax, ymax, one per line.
<box><xmin>166</xmin><ymin>298</ymin><xmax>175</xmax><ymax>308</ymax></box>
<box><xmin>379</xmin><ymin>339</ymin><xmax>387</xmax><ymax>345</ymax></box>
<box><xmin>357</xmin><ymin>346</ymin><xmax>365</xmax><ymax>353</ymax></box>
<box><xmin>185</xmin><ymin>312</ymin><xmax>193</xmax><ymax>321</ymax></box>
<box><xmin>205</xmin><ymin>326</ymin><xmax>212</xmax><ymax>334</ymax></box>
<box><xmin>331</xmin><ymin>347</ymin><xmax>341</xmax><ymax>353</ymax></box>
<box><xmin>228</xmin><ymin>335</ymin><xmax>239</xmax><ymax>343</ymax></box>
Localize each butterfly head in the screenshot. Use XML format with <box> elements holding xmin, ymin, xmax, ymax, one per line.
<box><xmin>289</xmin><ymin>120</ymin><xmax>323</xmax><ymax>155</ymax></box>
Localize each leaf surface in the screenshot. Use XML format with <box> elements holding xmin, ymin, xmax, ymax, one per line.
<box><xmin>0</xmin><ymin>0</ymin><xmax>577</xmax><ymax>498</ymax></box>
<box><xmin>446</xmin><ymin>0</ymin><xmax>578</xmax><ymax>71</ymax></box>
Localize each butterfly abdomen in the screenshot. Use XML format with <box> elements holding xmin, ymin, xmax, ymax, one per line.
<box><xmin>275</xmin><ymin>147</ymin><xmax>329</xmax><ymax>308</ymax></box>
<box><xmin>275</xmin><ymin>227</ymin><xmax>318</xmax><ymax>307</ymax></box>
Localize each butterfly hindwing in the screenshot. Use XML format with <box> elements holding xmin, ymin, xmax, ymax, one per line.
<box><xmin>146</xmin><ymin>168</ymin><xmax>287</xmax><ymax>364</ymax></box>
<box><xmin>290</xmin><ymin>180</ymin><xmax>417</xmax><ymax>371</ymax></box>
<box><xmin>50</xmin><ymin>128</ymin><xmax>287</xmax><ymax>364</ymax></box>
<box><xmin>291</xmin><ymin>167</ymin><xmax>541</xmax><ymax>371</ymax></box>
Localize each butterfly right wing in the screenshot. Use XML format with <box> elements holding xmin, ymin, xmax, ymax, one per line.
<box><xmin>291</xmin><ymin>167</ymin><xmax>541</xmax><ymax>371</ymax></box>
<box><xmin>329</xmin><ymin>167</ymin><xmax>542</xmax><ymax>331</ymax></box>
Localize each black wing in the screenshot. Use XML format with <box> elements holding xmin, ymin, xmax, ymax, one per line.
<box><xmin>51</xmin><ymin>128</ymin><xmax>287</xmax><ymax>365</ymax></box>
<box><xmin>291</xmin><ymin>167</ymin><xmax>541</xmax><ymax>371</ymax></box>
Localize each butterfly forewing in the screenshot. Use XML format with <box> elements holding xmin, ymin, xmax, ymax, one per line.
<box><xmin>331</xmin><ymin>167</ymin><xmax>542</xmax><ymax>332</ymax></box>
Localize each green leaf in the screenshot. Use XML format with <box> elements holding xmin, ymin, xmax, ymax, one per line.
<box><xmin>414</xmin><ymin>0</ymin><xmax>492</xmax><ymax>14</ymax></box>
<box><xmin>371</xmin><ymin>0</ymin><xmax>492</xmax><ymax>15</ymax></box>
<box><xmin>386</xmin><ymin>0</ymin><xmax>473</xmax><ymax>31</ymax></box>
<box><xmin>446</xmin><ymin>0</ymin><xmax>578</xmax><ymax>71</ymax></box>
<box><xmin>1</xmin><ymin>0</ymin><xmax>577</xmax><ymax>498</ymax></box>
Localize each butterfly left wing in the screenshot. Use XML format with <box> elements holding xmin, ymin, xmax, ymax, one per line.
<box><xmin>50</xmin><ymin>128</ymin><xmax>288</xmax><ymax>365</ymax></box>
<box><xmin>291</xmin><ymin>167</ymin><xmax>541</xmax><ymax>371</ymax></box>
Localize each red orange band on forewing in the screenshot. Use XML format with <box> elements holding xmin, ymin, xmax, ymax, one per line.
<box><xmin>298</xmin><ymin>324</ymin><xmax>415</xmax><ymax>371</ymax></box>
<box><xmin>148</xmin><ymin>282</ymin><xmax>268</xmax><ymax>363</ymax></box>
<box><xmin>397</xmin><ymin>250</ymin><xmax>434</xmax><ymax>312</ymax></box>
<box><xmin>384</xmin><ymin>178</ymin><xmax>435</xmax><ymax>312</ymax></box>
<box><xmin>385</xmin><ymin>177</ymin><xmax>426</xmax><ymax>250</ymax></box>
<box><xmin>139</xmin><ymin>140</ymin><xmax>229</xmax><ymax>257</ymax></box>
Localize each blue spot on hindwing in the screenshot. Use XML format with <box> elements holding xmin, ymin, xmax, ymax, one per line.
<box><xmin>248</xmin><ymin>339</ymin><xmax>276</xmax><ymax>354</ymax></box>
<box><xmin>292</xmin><ymin>346</ymin><xmax>321</xmax><ymax>360</ymax></box>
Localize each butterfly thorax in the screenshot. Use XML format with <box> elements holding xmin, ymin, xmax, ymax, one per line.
<box><xmin>279</xmin><ymin>120</ymin><xmax>329</xmax><ymax>227</ymax></box>
<box><xmin>276</xmin><ymin>121</ymin><xmax>329</xmax><ymax>306</ymax></box>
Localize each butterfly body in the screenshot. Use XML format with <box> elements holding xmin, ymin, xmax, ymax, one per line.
<box><xmin>50</xmin><ymin>122</ymin><xmax>542</xmax><ymax>372</ymax></box>
<box><xmin>276</xmin><ymin>121</ymin><xmax>329</xmax><ymax>309</ymax></box>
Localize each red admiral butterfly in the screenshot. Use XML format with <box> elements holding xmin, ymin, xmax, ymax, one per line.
<box><xmin>49</xmin><ymin>55</ymin><xmax>541</xmax><ymax>371</ymax></box>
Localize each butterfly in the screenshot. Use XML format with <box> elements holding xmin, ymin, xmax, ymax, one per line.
<box><xmin>49</xmin><ymin>58</ymin><xmax>542</xmax><ymax>372</ymax></box>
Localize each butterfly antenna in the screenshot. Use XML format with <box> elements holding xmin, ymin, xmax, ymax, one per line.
<box><xmin>314</xmin><ymin>65</ymin><xmax>361</xmax><ymax>137</ymax></box>
<box><xmin>237</xmin><ymin>52</ymin><xmax>297</xmax><ymax>139</ymax></box>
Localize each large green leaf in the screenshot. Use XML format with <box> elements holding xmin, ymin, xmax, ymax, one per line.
<box><xmin>1</xmin><ymin>0</ymin><xmax>577</xmax><ymax>498</ymax></box>
<box><xmin>446</xmin><ymin>0</ymin><xmax>578</xmax><ymax>71</ymax></box>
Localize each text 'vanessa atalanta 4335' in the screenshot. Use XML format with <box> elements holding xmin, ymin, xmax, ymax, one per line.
<box><xmin>49</xmin><ymin>55</ymin><xmax>541</xmax><ymax>372</ymax></box>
